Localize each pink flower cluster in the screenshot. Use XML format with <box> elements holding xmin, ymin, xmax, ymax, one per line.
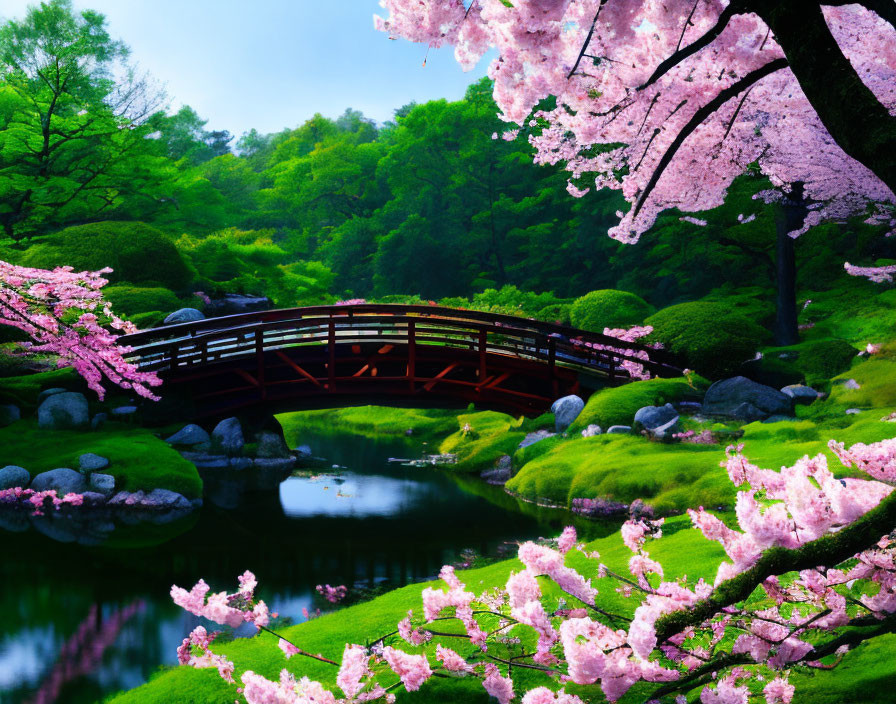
<box><xmin>177</xmin><ymin>626</ymin><xmax>235</xmax><ymax>683</ymax></box>
<box><xmin>316</xmin><ymin>584</ymin><xmax>348</xmax><ymax>604</ymax></box>
<box><xmin>170</xmin><ymin>570</ymin><xmax>270</xmax><ymax>630</ymax></box>
<box><xmin>0</xmin><ymin>486</ymin><xmax>84</xmax><ymax>515</ymax></box>
<box><xmin>571</xmin><ymin>325</ymin><xmax>660</xmax><ymax>381</ymax></box>
<box><xmin>0</xmin><ymin>260</ymin><xmax>161</xmax><ymax>400</ymax></box>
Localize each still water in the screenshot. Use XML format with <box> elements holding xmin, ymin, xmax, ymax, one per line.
<box><xmin>0</xmin><ymin>429</ymin><xmax>605</xmax><ymax>704</ymax></box>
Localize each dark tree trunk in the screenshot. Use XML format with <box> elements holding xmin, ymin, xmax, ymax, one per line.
<box><xmin>774</xmin><ymin>184</ymin><xmax>807</xmax><ymax>346</ymax></box>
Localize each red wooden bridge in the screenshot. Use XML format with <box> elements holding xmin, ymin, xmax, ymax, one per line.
<box><xmin>120</xmin><ymin>304</ymin><xmax>681</xmax><ymax>418</ymax></box>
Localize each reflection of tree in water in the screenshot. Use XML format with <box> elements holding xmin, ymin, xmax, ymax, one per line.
<box><xmin>28</xmin><ymin>601</ymin><xmax>144</xmax><ymax>704</ymax></box>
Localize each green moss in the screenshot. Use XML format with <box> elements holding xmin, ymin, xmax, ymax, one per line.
<box><xmin>569</xmin><ymin>289</ymin><xmax>653</xmax><ymax>332</ymax></box>
<box><xmin>17</xmin><ymin>222</ymin><xmax>192</xmax><ymax>290</ymax></box>
<box><xmin>748</xmin><ymin>338</ymin><xmax>858</xmax><ymax>389</ymax></box>
<box><xmin>568</xmin><ymin>376</ymin><xmax>707</xmax><ymax>435</ymax></box>
<box><xmin>0</xmin><ymin>420</ymin><xmax>202</xmax><ymax>498</ymax></box>
<box><xmin>278</xmin><ymin>406</ymin><xmax>460</xmax><ymax>443</ymax></box>
<box><xmin>828</xmin><ymin>357</ymin><xmax>896</xmax><ymax>410</ymax></box>
<box><xmin>439</xmin><ymin>411</ymin><xmax>527</xmax><ymax>473</ymax></box>
<box><xmin>646</xmin><ymin>301</ymin><xmax>770</xmax><ymax>379</ymax></box>
<box><xmin>0</xmin><ymin>369</ymin><xmax>81</xmax><ymax>410</ymax></box>
<box><xmin>128</xmin><ymin>310</ymin><xmax>166</xmax><ymax>330</ymax></box>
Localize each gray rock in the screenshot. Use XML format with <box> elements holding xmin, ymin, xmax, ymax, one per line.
<box><xmin>551</xmin><ymin>394</ymin><xmax>585</xmax><ymax>432</ymax></box>
<box><xmin>607</xmin><ymin>425</ymin><xmax>632</xmax><ymax>434</ymax></box>
<box><xmin>846</xmin><ymin>408</ymin><xmax>863</xmax><ymax>415</ymax></box>
<box><xmin>519</xmin><ymin>429</ymin><xmax>556</xmax><ymax>449</ymax></box>
<box><xmin>0</xmin><ymin>465</ymin><xmax>30</xmax><ymax>490</ymax></box>
<box><xmin>256</xmin><ymin>430</ymin><xmax>290</xmax><ymax>459</ymax></box>
<box><xmin>647</xmin><ymin>416</ymin><xmax>682</xmax><ymax>440</ymax></box>
<box><xmin>212</xmin><ymin>417</ymin><xmax>244</xmax><ymax>455</ymax></box>
<box><xmin>166</xmin><ymin>424</ymin><xmax>211</xmax><ymax>446</ymax></box>
<box><xmin>180</xmin><ymin>452</ymin><xmax>230</xmax><ymax>469</ymax></box>
<box><xmin>581</xmin><ymin>424</ymin><xmax>602</xmax><ymax>438</ymax></box>
<box><xmin>0</xmin><ymin>404</ymin><xmax>21</xmax><ymax>428</ymax></box>
<box><xmin>634</xmin><ymin>403</ymin><xmax>679</xmax><ymax>430</ymax></box>
<box><xmin>123</xmin><ymin>490</ymin><xmax>146</xmax><ymax>506</ymax></box>
<box><xmin>228</xmin><ymin>457</ymin><xmax>253</xmax><ymax>470</ymax></box>
<box><xmin>252</xmin><ymin>458</ymin><xmax>296</xmax><ymax>471</ymax></box>
<box><xmin>111</xmin><ymin>406</ymin><xmax>138</xmax><ymax>417</ymax></box>
<box><xmin>91</xmin><ymin>413</ymin><xmax>108</xmax><ymax>430</ymax></box>
<box><xmin>843</xmin><ymin>379</ymin><xmax>861</xmax><ymax>390</ymax></box>
<box><xmin>78</xmin><ymin>453</ymin><xmax>109</xmax><ymax>472</ymax></box>
<box><xmin>36</xmin><ymin>387</ymin><xmax>68</xmax><ymax>405</ymax></box>
<box><xmin>79</xmin><ymin>491</ymin><xmax>108</xmax><ymax>506</ymax></box>
<box><xmin>30</xmin><ymin>468</ymin><xmax>88</xmax><ymax>494</ymax></box>
<box><xmin>294</xmin><ymin>444</ymin><xmax>313</xmax><ymax>457</ymax></box>
<box><xmin>37</xmin><ymin>392</ymin><xmax>89</xmax><ymax>430</ymax></box>
<box><xmin>702</xmin><ymin>377</ymin><xmax>793</xmax><ymax>422</ymax></box>
<box><xmin>140</xmin><ymin>489</ymin><xmax>192</xmax><ymax>510</ymax></box>
<box><xmin>496</xmin><ymin>455</ymin><xmax>512</xmax><ymax>471</ymax></box>
<box><xmin>107</xmin><ymin>491</ymin><xmax>131</xmax><ymax>506</ymax></box>
<box><xmin>88</xmin><ymin>473</ymin><xmax>116</xmax><ymax>496</ymax></box>
<box><xmin>163</xmin><ymin>307</ymin><xmax>205</xmax><ymax>325</ymax></box>
<box><xmin>781</xmin><ymin>385</ymin><xmax>819</xmax><ymax>404</ymax></box>
<box><xmin>204</xmin><ymin>294</ymin><xmax>271</xmax><ymax>317</ymax></box>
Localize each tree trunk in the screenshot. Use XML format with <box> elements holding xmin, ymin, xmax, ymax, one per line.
<box><xmin>774</xmin><ymin>184</ymin><xmax>806</xmax><ymax>346</ymax></box>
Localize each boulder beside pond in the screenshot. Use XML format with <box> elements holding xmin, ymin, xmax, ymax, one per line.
<box><xmin>212</xmin><ymin>417</ymin><xmax>244</xmax><ymax>455</ymax></box>
<box><xmin>30</xmin><ymin>468</ymin><xmax>88</xmax><ymax>495</ymax></box>
<box><xmin>551</xmin><ymin>395</ymin><xmax>585</xmax><ymax>432</ymax></box>
<box><xmin>78</xmin><ymin>453</ymin><xmax>109</xmax><ymax>472</ymax></box>
<box><xmin>165</xmin><ymin>424</ymin><xmax>211</xmax><ymax>446</ymax></box>
<box><xmin>37</xmin><ymin>392</ymin><xmax>89</xmax><ymax>430</ymax></box>
<box><xmin>702</xmin><ymin>376</ymin><xmax>793</xmax><ymax>422</ymax></box>
<box><xmin>163</xmin><ymin>308</ymin><xmax>205</xmax><ymax>325</ymax></box>
<box><xmin>781</xmin><ymin>384</ymin><xmax>819</xmax><ymax>404</ymax></box>
<box><xmin>0</xmin><ymin>465</ymin><xmax>30</xmax><ymax>490</ymax></box>
<box><xmin>633</xmin><ymin>403</ymin><xmax>679</xmax><ymax>431</ymax></box>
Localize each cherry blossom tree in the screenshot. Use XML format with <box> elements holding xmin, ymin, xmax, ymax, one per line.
<box><xmin>0</xmin><ymin>260</ymin><xmax>161</xmax><ymax>400</ymax></box>
<box><xmin>170</xmin><ymin>433</ymin><xmax>896</xmax><ymax>704</ymax></box>
<box><xmin>373</xmin><ymin>0</ymin><xmax>896</xmax><ymax>289</ymax></box>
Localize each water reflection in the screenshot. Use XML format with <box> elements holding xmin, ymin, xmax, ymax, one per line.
<box><xmin>0</xmin><ymin>429</ymin><xmax>610</xmax><ymax>703</ymax></box>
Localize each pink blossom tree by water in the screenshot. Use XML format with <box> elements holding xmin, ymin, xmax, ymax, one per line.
<box><xmin>373</xmin><ymin>1</ymin><xmax>896</xmax><ymax>306</ymax></box>
<box><xmin>170</xmin><ymin>435</ymin><xmax>896</xmax><ymax>704</ymax></box>
<box><xmin>0</xmin><ymin>260</ymin><xmax>161</xmax><ymax>400</ymax></box>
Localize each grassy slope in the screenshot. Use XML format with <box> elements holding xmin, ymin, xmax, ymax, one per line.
<box><xmin>105</xmin><ymin>516</ymin><xmax>896</xmax><ymax>704</ymax></box>
<box><xmin>278</xmin><ymin>405</ymin><xmax>461</xmax><ymax>441</ymax></box>
<box><xmin>0</xmin><ymin>419</ymin><xmax>202</xmax><ymax>498</ymax></box>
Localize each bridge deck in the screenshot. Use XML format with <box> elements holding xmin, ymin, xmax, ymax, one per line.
<box><xmin>120</xmin><ymin>304</ymin><xmax>680</xmax><ymax>418</ymax></box>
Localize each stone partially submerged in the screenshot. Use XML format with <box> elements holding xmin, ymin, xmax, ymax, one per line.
<box><xmin>702</xmin><ymin>376</ymin><xmax>794</xmax><ymax>422</ymax></box>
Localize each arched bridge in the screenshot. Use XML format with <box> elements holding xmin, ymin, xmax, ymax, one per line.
<box><xmin>120</xmin><ymin>304</ymin><xmax>681</xmax><ymax>418</ymax></box>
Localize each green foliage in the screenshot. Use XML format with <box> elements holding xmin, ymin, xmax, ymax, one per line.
<box><xmin>0</xmin><ymin>368</ymin><xmax>80</xmax><ymax>409</ymax></box>
<box><xmin>646</xmin><ymin>301</ymin><xmax>770</xmax><ymax>379</ymax></box>
<box><xmin>568</xmin><ymin>376</ymin><xmax>708</xmax><ymax>435</ymax></box>
<box><xmin>439</xmin><ymin>411</ymin><xmax>528</xmax><ymax>473</ymax></box>
<box><xmin>103</xmin><ymin>286</ymin><xmax>182</xmax><ymax>316</ymax></box>
<box><xmin>569</xmin><ymin>289</ymin><xmax>653</xmax><ymax>332</ymax></box>
<box><xmin>441</xmin><ymin>286</ymin><xmax>571</xmax><ymax>321</ymax></box>
<box><xmin>277</xmin><ymin>406</ymin><xmax>460</xmax><ymax>443</ymax></box>
<box><xmin>17</xmin><ymin>222</ymin><xmax>191</xmax><ymax>289</ymax></box>
<box><xmin>0</xmin><ymin>420</ymin><xmax>202</xmax><ymax>497</ymax></box>
<box><xmin>743</xmin><ymin>338</ymin><xmax>858</xmax><ymax>390</ymax></box>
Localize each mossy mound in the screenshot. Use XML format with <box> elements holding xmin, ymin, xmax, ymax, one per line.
<box><xmin>828</xmin><ymin>357</ymin><xmax>896</xmax><ymax>411</ymax></box>
<box><xmin>103</xmin><ymin>286</ymin><xmax>184</xmax><ymax>317</ymax></box>
<box><xmin>0</xmin><ymin>420</ymin><xmax>202</xmax><ymax>497</ymax></box>
<box><xmin>744</xmin><ymin>338</ymin><xmax>858</xmax><ymax>389</ymax></box>
<box><xmin>17</xmin><ymin>222</ymin><xmax>192</xmax><ymax>290</ymax></box>
<box><xmin>0</xmin><ymin>368</ymin><xmax>81</xmax><ymax>410</ymax></box>
<box><xmin>569</xmin><ymin>289</ymin><xmax>653</xmax><ymax>332</ymax></box>
<box><xmin>646</xmin><ymin>301</ymin><xmax>770</xmax><ymax>379</ymax></box>
<box><xmin>439</xmin><ymin>411</ymin><xmax>528</xmax><ymax>473</ymax></box>
<box><xmin>278</xmin><ymin>406</ymin><xmax>461</xmax><ymax>443</ymax></box>
<box><xmin>567</xmin><ymin>376</ymin><xmax>707</xmax><ymax>435</ymax></box>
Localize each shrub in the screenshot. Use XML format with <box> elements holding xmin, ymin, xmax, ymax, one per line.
<box><xmin>103</xmin><ymin>286</ymin><xmax>182</xmax><ymax>316</ymax></box>
<box><xmin>569</xmin><ymin>289</ymin><xmax>653</xmax><ymax>332</ymax></box>
<box><xmin>797</xmin><ymin>338</ymin><xmax>858</xmax><ymax>386</ymax></box>
<box><xmin>646</xmin><ymin>301</ymin><xmax>769</xmax><ymax>378</ymax></box>
<box><xmin>18</xmin><ymin>222</ymin><xmax>192</xmax><ymax>290</ymax></box>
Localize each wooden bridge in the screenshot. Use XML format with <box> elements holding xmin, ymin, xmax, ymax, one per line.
<box><xmin>120</xmin><ymin>304</ymin><xmax>681</xmax><ymax>418</ymax></box>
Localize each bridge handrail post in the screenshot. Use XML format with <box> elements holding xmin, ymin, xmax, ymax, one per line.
<box><xmin>407</xmin><ymin>319</ymin><xmax>416</xmax><ymax>391</ymax></box>
<box><xmin>328</xmin><ymin>315</ymin><xmax>336</xmax><ymax>390</ymax></box>
<box><xmin>255</xmin><ymin>325</ymin><xmax>266</xmax><ymax>400</ymax></box>
<box><xmin>478</xmin><ymin>328</ymin><xmax>487</xmax><ymax>383</ymax></box>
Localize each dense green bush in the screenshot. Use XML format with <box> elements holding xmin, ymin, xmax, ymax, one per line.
<box><xmin>569</xmin><ymin>289</ymin><xmax>652</xmax><ymax>332</ymax></box>
<box><xmin>17</xmin><ymin>222</ymin><xmax>192</xmax><ymax>290</ymax></box>
<box><xmin>794</xmin><ymin>338</ymin><xmax>858</xmax><ymax>386</ymax></box>
<box><xmin>103</xmin><ymin>286</ymin><xmax>182</xmax><ymax>316</ymax></box>
<box><xmin>646</xmin><ymin>301</ymin><xmax>769</xmax><ymax>378</ymax></box>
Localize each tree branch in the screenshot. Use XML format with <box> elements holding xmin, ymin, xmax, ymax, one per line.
<box><xmin>654</xmin><ymin>489</ymin><xmax>896</xmax><ymax>643</ymax></box>
<box><xmin>632</xmin><ymin>58</ymin><xmax>788</xmax><ymax>219</ymax></box>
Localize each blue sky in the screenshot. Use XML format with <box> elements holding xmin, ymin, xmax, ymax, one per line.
<box><xmin>0</xmin><ymin>0</ymin><xmax>491</xmax><ymax>137</ymax></box>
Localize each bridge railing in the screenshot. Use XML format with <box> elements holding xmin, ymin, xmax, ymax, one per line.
<box><xmin>119</xmin><ymin>304</ymin><xmax>681</xmax><ymax>381</ymax></box>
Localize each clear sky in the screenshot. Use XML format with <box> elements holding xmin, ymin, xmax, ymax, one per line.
<box><xmin>0</xmin><ymin>0</ymin><xmax>492</xmax><ymax>137</ymax></box>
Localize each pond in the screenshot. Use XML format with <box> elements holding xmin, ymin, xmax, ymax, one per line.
<box><xmin>0</xmin><ymin>426</ymin><xmax>610</xmax><ymax>704</ymax></box>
